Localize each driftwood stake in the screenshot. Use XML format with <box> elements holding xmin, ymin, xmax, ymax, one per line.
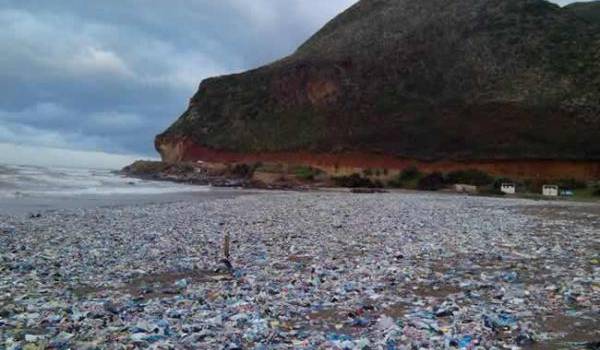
<box><xmin>220</xmin><ymin>232</ymin><xmax>233</xmax><ymax>274</ymax></box>
<box><xmin>223</xmin><ymin>232</ymin><xmax>230</xmax><ymax>260</ymax></box>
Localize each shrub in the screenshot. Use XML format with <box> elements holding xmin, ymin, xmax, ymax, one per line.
<box><xmin>593</xmin><ymin>184</ymin><xmax>600</xmax><ymax>197</ymax></box>
<box><xmin>388</xmin><ymin>166</ymin><xmax>422</xmax><ymax>188</ymax></box>
<box><xmin>400</xmin><ymin>166</ymin><xmax>422</xmax><ymax>182</ymax></box>
<box><xmin>373</xmin><ymin>179</ymin><xmax>384</xmax><ymax>188</ymax></box>
<box><xmin>387</xmin><ymin>178</ymin><xmax>404</xmax><ymax>188</ymax></box>
<box><xmin>332</xmin><ymin>173</ymin><xmax>382</xmax><ymax>188</ymax></box>
<box><xmin>417</xmin><ymin>172</ymin><xmax>445</xmax><ymax>191</ymax></box>
<box><xmin>557</xmin><ymin>178</ymin><xmax>588</xmax><ymax>190</ymax></box>
<box><xmin>445</xmin><ymin>169</ymin><xmax>494</xmax><ymax>186</ymax></box>
<box><xmin>231</xmin><ymin>163</ymin><xmax>253</xmax><ymax>178</ymax></box>
<box><xmin>254</xmin><ymin>163</ymin><xmax>284</xmax><ymax>173</ymax></box>
<box><xmin>292</xmin><ymin>166</ymin><xmax>321</xmax><ymax>181</ymax></box>
<box><xmin>523</xmin><ymin>179</ymin><xmax>543</xmax><ymax>194</ymax></box>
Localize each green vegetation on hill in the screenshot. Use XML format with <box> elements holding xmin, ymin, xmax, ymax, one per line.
<box><xmin>556</xmin><ymin>178</ymin><xmax>588</xmax><ymax>190</ymax></box>
<box><xmin>332</xmin><ymin>174</ymin><xmax>383</xmax><ymax>188</ymax></box>
<box><xmin>350</xmin><ymin>166</ymin><xmax>599</xmax><ymax>198</ymax></box>
<box><xmin>417</xmin><ymin>173</ymin><xmax>446</xmax><ymax>191</ymax></box>
<box><xmin>122</xmin><ymin>161</ymin><xmax>194</xmax><ymax>176</ymax></box>
<box><xmin>292</xmin><ymin>166</ymin><xmax>323</xmax><ymax>181</ymax></box>
<box><xmin>388</xmin><ymin>166</ymin><xmax>422</xmax><ymax>189</ymax></box>
<box><xmin>445</xmin><ymin>170</ymin><xmax>495</xmax><ymax>186</ymax></box>
<box><xmin>158</xmin><ymin>0</ymin><xmax>600</xmax><ymax>162</ymax></box>
<box><xmin>565</xmin><ymin>1</ymin><xmax>600</xmax><ymax>24</ymax></box>
<box><xmin>593</xmin><ymin>183</ymin><xmax>600</xmax><ymax>197</ymax></box>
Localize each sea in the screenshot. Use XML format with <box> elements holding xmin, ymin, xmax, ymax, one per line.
<box><xmin>0</xmin><ymin>164</ymin><xmax>240</xmax><ymax>215</ymax></box>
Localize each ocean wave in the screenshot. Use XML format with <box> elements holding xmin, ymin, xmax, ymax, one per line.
<box><xmin>0</xmin><ymin>164</ymin><xmax>209</xmax><ymax>198</ymax></box>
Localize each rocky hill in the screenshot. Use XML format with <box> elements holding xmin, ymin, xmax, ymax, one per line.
<box><xmin>156</xmin><ymin>0</ymin><xmax>600</xmax><ymax>180</ymax></box>
<box><xmin>566</xmin><ymin>1</ymin><xmax>600</xmax><ymax>23</ymax></box>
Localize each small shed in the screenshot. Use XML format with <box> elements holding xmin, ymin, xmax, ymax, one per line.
<box><xmin>542</xmin><ymin>185</ymin><xmax>559</xmax><ymax>197</ymax></box>
<box><xmin>501</xmin><ymin>183</ymin><xmax>516</xmax><ymax>194</ymax></box>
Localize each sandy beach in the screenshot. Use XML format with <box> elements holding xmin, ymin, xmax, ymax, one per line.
<box><xmin>1</xmin><ymin>191</ymin><xmax>599</xmax><ymax>349</ymax></box>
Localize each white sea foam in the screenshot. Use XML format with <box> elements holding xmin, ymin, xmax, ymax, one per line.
<box><xmin>0</xmin><ymin>164</ymin><xmax>209</xmax><ymax>198</ymax></box>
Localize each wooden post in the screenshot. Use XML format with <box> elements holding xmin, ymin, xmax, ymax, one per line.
<box><xmin>223</xmin><ymin>232</ymin><xmax>230</xmax><ymax>260</ymax></box>
<box><xmin>220</xmin><ymin>232</ymin><xmax>233</xmax><ymax>274</ymax></box>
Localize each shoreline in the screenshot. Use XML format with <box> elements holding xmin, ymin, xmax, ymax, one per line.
<box><xmin>0</xmin><ymin>187</ymin><xmax>255</xmax><ymax>216</ymax></box>
<box><xmin>120</xmin><ymin>160</ymin><xmax>600</xmax><ymax>204</ymax></box>
<box><xmin>120</xmin><ymin>166</ymin><xmax>600</xmax><ymax>206</ymax></box>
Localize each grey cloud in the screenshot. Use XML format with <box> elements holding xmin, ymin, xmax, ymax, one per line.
<box><xmin>0</xmin><ymin>142</ymin><xmax>143</xmax><ymax>169</ymax></box>
<box><xmin>0</xmin><ymin>0</ymin><xmax>356</xmax><ymax>156</ymax></box>
<box><xmin>0</xmin><ymin>119</ymin><xmax>114</xmax><ymax>151</ymax></box>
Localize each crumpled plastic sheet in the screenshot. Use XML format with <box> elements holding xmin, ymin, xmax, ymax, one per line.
<box><xmin>1</xmin><ymin>192</ymin><xmax>599</xmax><ymax>349</ymax></box>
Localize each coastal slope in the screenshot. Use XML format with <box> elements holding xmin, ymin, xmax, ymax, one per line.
<box><xmin>156</xmin><ymin>0</ymin><xmax>600</xmax><ymax>179</ymax></box>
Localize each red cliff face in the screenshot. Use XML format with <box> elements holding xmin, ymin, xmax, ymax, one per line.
<box><xmin>156</xmin><ymin>137</ymin><xmax>600</xmax><ymax>181</ymax></box>
<box><xmin>156</xmin><ymin>0</ymin><xmax>600</xmax><ymax>180</ymax></box>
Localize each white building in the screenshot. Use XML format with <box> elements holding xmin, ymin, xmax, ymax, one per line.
<box><xmin>543</xmin><ymin>185</ymin><xmax>559</xmax><ymax>197</ymax></box>
<box><xmin>501</xmin><ymin>183</ymin><xmax>516</xmax><ymax>194</ymax></box>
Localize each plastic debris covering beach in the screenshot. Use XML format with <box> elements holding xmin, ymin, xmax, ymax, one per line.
<box><xmin>1</xmin><ymin>191</ymin><xmax>599</xmax><ymax>349</ymax></box>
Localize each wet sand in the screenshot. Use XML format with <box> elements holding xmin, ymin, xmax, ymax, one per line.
<box><xmin>0</xmin><ymin>188</ymin><xmax>252</xmax><ymax>216</ymax></box>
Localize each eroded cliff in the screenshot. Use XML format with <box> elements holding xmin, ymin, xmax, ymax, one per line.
<box><xmin>157</xmin><ymin>0</ymin><xmax>600</xmax><ymax>180</ymax></box>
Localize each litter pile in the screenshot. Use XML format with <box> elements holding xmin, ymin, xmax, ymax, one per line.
<box><xmin>1</xmin><ymin>192</ymin><xmax>599</xmax><ymax>349</ymax></box>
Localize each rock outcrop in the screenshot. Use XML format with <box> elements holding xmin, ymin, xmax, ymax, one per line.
<box><xmin>157</xmin><ymin>0</ymin><xmax>600</xmax><ymax>180</ymax></box>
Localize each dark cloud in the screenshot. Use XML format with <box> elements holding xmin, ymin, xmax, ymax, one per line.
<box><xmin>0</xmin><ymin>0</ymin><xmax>357</xmax><ymax>156</ymax></box>
<box><xmin>0</xmin><ymin>0</ymin><xmax>585</xmax><ymax>158</ymax></box>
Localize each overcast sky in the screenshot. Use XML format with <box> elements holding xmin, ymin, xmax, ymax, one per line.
<box><xmin>0</xmin><ymin>0</ymin><xmax>587</xmax><ymax>167</ymax></box>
